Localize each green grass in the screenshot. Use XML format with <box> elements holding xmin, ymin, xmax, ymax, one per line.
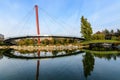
<box><xmin>82</xmin><ymin>49</ymin><xmax>120</xmax><ymax>54</ymax></box>
<box><xmin>81</xmin><ymin>40</ymin><xmax>120</xmax><ymax>44</ymax></box>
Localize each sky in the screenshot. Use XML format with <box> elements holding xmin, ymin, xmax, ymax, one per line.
<box><xmin>0</xmin><ymin>0</ymin><xmax>120</xmax><ymax>38</ymax></box>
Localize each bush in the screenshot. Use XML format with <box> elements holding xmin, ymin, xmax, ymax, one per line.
<box><xmin>111</xmin><ymin>36</ymin><xmax>117</xmax><ymax>40</ymax></box>
<box><xmin>92</xmin><ymin>34</ymin><xmax>105</xmax><ymax>40</ymax></box>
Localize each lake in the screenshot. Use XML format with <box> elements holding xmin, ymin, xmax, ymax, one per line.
<box><xmin>0</xmin><ymin>49</ymin><xmax>120</xmax><ymax>80</ymax></box>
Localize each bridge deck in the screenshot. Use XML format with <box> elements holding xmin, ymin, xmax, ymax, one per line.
<box><xmin>4</xmin><ymin>35</ymin><xmax>85</xmax><ymax>42</ymax></box>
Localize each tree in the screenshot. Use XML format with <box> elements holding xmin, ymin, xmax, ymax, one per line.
<box><xmin>43</xmin><ymin>39</ymin><xmax>49</xmax><ymax>45</ymax></box>
<box><xmin>110</xmin><ymin>29</ymin><xmax>114</xmax><ymax>34</ymax></box>
<box><xmin>102</xmin><ymin>29</ymin><xmax>112</xmax><ymax>40</ymax></box>
<box><xmin>50</xmin><ymin>38</ymin><xmax>56</xmax><ymax>45</ymax></box>
<box><xmin>116</xmin><ymin>29</ymin><xmax>120</xmax><ymax>36</ymax></box>
<box><xmin>111</xmin><ymin>36</ymin><xmax>117</xmax><ymax>40</ymax></box>
<box><xmin>81</xmin><ymin>16</ymin><xmax>93</xmax><ymax>41</ymax></box>
<box><xmin>92</xmin><ymin>33</ymin><xmax>105</xmax><ymax>40</ymax></box>
<box><xmin>102</xmin><ymin>29</ymin><xmax>109</xmax><ymax>35</ymax></box>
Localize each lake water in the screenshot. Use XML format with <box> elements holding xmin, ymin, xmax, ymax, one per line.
<box><xmin>0</xmin><ymin>49</ymin><xmax>120</xmax><ymax>80</ymax></box>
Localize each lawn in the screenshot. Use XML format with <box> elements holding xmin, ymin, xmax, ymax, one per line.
<box><xmin>82</xmin><ymin>49</ymin><xmax>120</xmax><ymax>54</ymax></box>
<box><xmin>81</xmin><ymin>40</ymin><xmax>120</xmax><ymax>44</ymax></box>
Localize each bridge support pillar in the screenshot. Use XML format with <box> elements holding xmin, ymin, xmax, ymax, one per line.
<box><xmin>35</xmin><ymin>5</ymin><xmax>40</xmax><ymax>45</ymax></box>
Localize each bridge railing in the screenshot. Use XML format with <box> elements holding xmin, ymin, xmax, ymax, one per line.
<box><xmin>4</xmin><ymin>35</ymin><xmax>85</xmax><ymax>42</ymax></box>
<box><xmin>5</xmin><ymin>35</ymin><xmax>82</xmax><ymax>39</ymax></box>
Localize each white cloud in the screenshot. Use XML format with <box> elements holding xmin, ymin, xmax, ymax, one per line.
<box><xmin>89</xmin><ymin>2</ymin><xmax>120</xmax><ymax>25</ymax></box>
<box><xmin>87</xmin><ymin>2</ymin><xmax>120</xmax><ymax>33</ymax></box>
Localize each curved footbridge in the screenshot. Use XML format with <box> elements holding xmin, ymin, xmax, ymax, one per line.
<box><xmin>4</xmin><ymin>35</ymin><xmax>85</xmax><ymax>44</ymax></box>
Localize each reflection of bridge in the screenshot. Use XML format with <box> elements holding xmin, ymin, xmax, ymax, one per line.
<box><xmin>4</xmin><ymin>35</ymin><xmax>85</xmax><ymax>43</ymax></box>
<box><xmin>3</xmin><ymin>49</ymin><xmax>84</xmax><ymax>59</ymax></box>
<box><xmin>2</xmin><ymin>49</ymin><xmax>84</xmax><ymax>80</ymax></box>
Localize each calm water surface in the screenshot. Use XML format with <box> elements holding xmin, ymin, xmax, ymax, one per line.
<box><xmin>0</xmin><ymin>49</ymin><xmax>120</xmax><ymax>80</ymax></box>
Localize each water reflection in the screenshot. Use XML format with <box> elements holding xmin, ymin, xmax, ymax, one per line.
<box><xmin>1</xmin><ymin>48</ymin><xmax>120</xmax><ymax>80</ymax></box>
<box><xmin>2</xmin><ymin>49</ymin><xmax>83</xmax><ymax>59</ymax></box>
<box><xmin>89</xmin><ymin>43</ymin><xmax>120</xmax><ymax>51</ymax></box>
<box><xmin>36</xmin><ymin>50</ymin><xmax>40</xmax><ymax>80</ymax></box>
<box><xmin>82</xmin><ymin>52</ymin><xmax>95</xmax><ymax>78</ymax></box>
<box><xmin>0</xmin><ymin>52</ymin><xmax>3</xmax><ymax>60</ymax></box>
<box><xmin>82</xmin><ymin>49</ymin><xmax>120</xmax><ymax>61</ymax></box>
<box><xmin>0</xmin><ymin>49</ymin><xmax>10</xmax><ymax>60</ymax></box>
<box><xmin>36</xmin><ymin>59</ymin><xmax>40</xmax><ymax>80</ymax></box>
<box><xmin>1</xmin><ymin>49</ymin><xmax>83</xmax><ymax>80</ymax></box>
<box><xmin>82</xmin><ymin>50</ymin><xmax>120</xmax><ymax>79</ymax></box>
<box><xmin>93</xmin><ymin>53</ymin><xmax>120</xmax><ymax>60</ymax></box>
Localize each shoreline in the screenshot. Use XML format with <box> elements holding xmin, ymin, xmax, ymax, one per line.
<box><xmin>0</xmin><ymin>45</ymin><xmax>88</xmax><ymax>51</ymax></box>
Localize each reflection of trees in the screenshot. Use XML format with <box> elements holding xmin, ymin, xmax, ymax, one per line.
<box><xmin>52</xmin><ymin>50</ymin><xmax>59</xmax><ymax>56</ymax></box>
<box><xmin>89</xmin><ymin>46</ymin><xmax>113</xmax><ymax>51</ymax></box>
<box><xmin>83</xmin><ymin>49</ymin><xmax>120</xmax><ymax>61</ymax></box>
<box><xmin>51</xmin><ymin>49</ymin><xmax>76</xmax><ymax>56</ymax></box>
<box><xmin>17</xmin><ymin>50</ymin><xmax>37</xmax><ymax>54</ymax></box>
<box><xmin>64</xmin><ymin>50</ymin><xmax>71</xmax><ymax>54</ymax></box>
<box><xmin>0</xmin><ymin>49</ymin><xmax>14</xmax><ymax>60</ymax></box>
<box><xmin>2</xmin><ymin>49</ymin><xmax>83</xmax><ymax>59</ymax></box>
<box><xmin>93</xmin><ymin>53</ymin><xmax>120</xmax><ymax>60</ymax></box>
<box><xmin>82</xmin><ymin>52</ymin><xmax>95</xmax><ymax>78</ymax></box>
<box><xmin>0</xmin><ymin>50</ymin><xmax>4</xmax><ymax>60</ymax></box>
<box><xmin>64</xmin><ymin>49</ymin><xmax>76</xmax><ymax>54</ymax></box>
<box><xmin>89</xmin><ymin>43</ymin><xmax>120</xmax><ymax>51</ymax></box>
<box><xmin>0</xmin><ymin>53</ymin><xmax>3</xmax><ymax>60</ymax></box>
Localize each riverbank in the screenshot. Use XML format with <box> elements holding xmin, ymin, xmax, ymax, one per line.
<box><xmin>81</xmin><ymin>40</ymin><xmax>120</xmax><ymax>45</ymax></box>
<box><xmin>0</xmin><ymin>45</ymin><xmax>88</xmax><ymax>51</ymax></box>
<box><xmin>82</xmin><ymin>49</ymin><xmax>120</xmax><ymax>54</ymax></box>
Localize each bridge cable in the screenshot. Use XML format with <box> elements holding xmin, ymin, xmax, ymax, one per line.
<box><xmin>14</xmin><ymin>8</ymin><xmax>34</xmax><ymax>37</ymax></box>
<box><xmin>40</xmin><ymin>14</ymin><xmax>53</xmax><ymax>36</ymax></box>
<box><xmin>38</xmin><ymin>7</ymin><xmax>73</xmax><ymax>36</ymax></box>
<box><xmin>39</xmin><ymin>12</ymin><xmax>64</xmax><ymax>36</ymax></box>
<box><xmin>39</xmin><ymin>7</ymin><xmax>79</xmax><ymax>36</ymax></box>
<box><xmin>21</xmin><ymin>8</ymin><xmax>35</xmax><ymax>36</ymax></box>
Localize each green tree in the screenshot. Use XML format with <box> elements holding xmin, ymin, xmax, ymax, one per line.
<box><xmin>43</xmin><ymin>39</ymin><xmax>49</xmax><ymax>45</ymax></box>
<box><xmin>50</xmin><ymin>38</ymin><xmax>56</xmax><ymax>45</ymax></box>
<box><xmin>92</xmin><ymin>34</ymin><xmax>105</xmax><ymax>40</ymax></box>
<box><xmin>110</xmin><ymin>29</ymin><xmax>114</xmax><ymax>34</ymax></box>
<box><xmin>117</xmin><ymin>36</ymin><xmax>120</xmax><ymax>41</ymax></box>
<box><xmin>81</xmin><ymin>16</ymin><xmax>93</xmax><ymax>41</ymax></box>
<box><xmin>17</xmin><ymin>39</ymin><xmax>25</xmax><ymax>45</ymax></box>
<box><xmin>102</xmin><ymin>29</ymin><xmax>110</xmax><ymax>35</ymax></box>
<box><xmin>111</xmin><ymin>36</ymin><xmax>117</xmax><ymax>40</ymax></box>
<box><xmin>117</xmin><ymin>29</ymin><xmax>120</xmax><ymax>36</ymax></box>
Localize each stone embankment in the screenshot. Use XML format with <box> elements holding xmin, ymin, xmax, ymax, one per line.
<box><xmin>0</xmin><ymin>45</ymin><xmax>88</xmax><ymax>51</ymax></box>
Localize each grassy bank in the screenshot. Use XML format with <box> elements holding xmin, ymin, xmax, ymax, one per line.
<box><xmin>81</xmin><ymin>40</ymin><xmax>120</xmax><ymax>45</ymax></box>
<box><xmin>82</xmin><ymin>49</ymin><xmax>120</xmax><ymax>54</ymax></box>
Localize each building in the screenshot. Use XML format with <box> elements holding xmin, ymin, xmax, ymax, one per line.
<box><xmin>0</xmin><ymin>34</ymin><xmax>4</xmax><ymax>41</ymax></box>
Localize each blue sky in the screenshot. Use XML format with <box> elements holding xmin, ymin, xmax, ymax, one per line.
<box><xmin>0</xmin><ymin>0</ymin><xmax>120</xmax><ymax>37</ymax></box>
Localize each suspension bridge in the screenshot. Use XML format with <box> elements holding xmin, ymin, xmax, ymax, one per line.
<box><xmin>2</xmin><ymin>5</ymin><xmax>85</xmax><ymax>80</ymax></box>
<box><xmin>4</xmin><ymin>5</ymin><xmax>85</xmax><ymax>44</ymax></box>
